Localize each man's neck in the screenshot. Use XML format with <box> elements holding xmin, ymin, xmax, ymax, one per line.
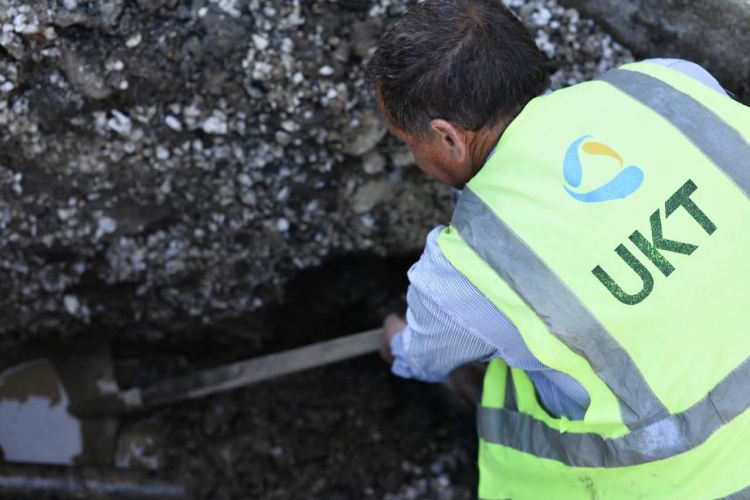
<box><xmin>468</xmin><ymin>122</ymin><xmax>508</xmax><ymax>178</ymax></box>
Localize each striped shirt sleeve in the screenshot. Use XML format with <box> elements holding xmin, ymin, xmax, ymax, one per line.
<box><xmin>390</xmin><ymin>227</ymin><xmax>590</xmax><ymax>419</ymax></box>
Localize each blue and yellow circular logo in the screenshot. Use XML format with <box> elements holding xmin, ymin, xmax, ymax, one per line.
<box><xmin>563</xmin><ymin>135</ymin><xmax>644</xmax><ymax>203</ymax></box>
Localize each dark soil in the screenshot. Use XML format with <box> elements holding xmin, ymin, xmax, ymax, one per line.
<box><xmin>157</xmin><ymin>358</ymin><xmax>478</xmax><ymax>500</ymax></box>
<box><xmin>117</xmin><ymin>253</ymin><xmax>478</xmax><ymax>500</ymax></box>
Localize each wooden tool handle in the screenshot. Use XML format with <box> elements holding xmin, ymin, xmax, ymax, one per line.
<box><xmin>121</xmin><ymin>328</ymin><xmax>382</xmax><ymax>411</ymax></box>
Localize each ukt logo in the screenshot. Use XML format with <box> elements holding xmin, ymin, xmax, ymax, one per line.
<box><xmin>563</xmin><ymin>135</ymin><xmax>644</xmax><ymax>203</ymax></box>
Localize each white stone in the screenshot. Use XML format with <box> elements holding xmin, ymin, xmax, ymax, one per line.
<box><xmin>274</xmin><ymin>130</ymin><xmax>291</xmax><ymax>145</ymax></box>
<box><xmin>533</xmin><ymin>7</ymin><xmax>553</xmax><ymax>26</ymax></box>
<box><xmin>107</xmin><ymin>110</ymin><xmax>132</xmax><ymax>136</ymax></box>
<box><xmin>292</xmin><ymin>72</ymin><xmax>304</xmax><ymax>84</ymax></box>
<box><xmin>63</xmin><ymin>0</ymin><xmax>78</xmax><ymax>9</ymax></box>
<box><xmin>125</xmin><ymin>33</ymin><xmax>142</xmax><ymax>48</ymax></box>
<box><xmin>318</xmin><ymin>65</ymin><xmax>334</xmax><ymax>76</ymax></box>
<box><xmin>56</xmin><ymin>207</ymin><xmax>76</xmax><ymax>221</ymax></box>
<box><xmin>276</xmin><ymin>186</ymin><xmax>289</xmax><ymax>202</ymax></box>
<box><xmin>237</xmin><ymin>173</ymin><xmax>253</xmax><ymax>187</ymax></box>
<box><xmin>18</xmin><ymin>22</ymin><xmax>40</xmax><ymax>35</ymax></box>
<box><xmin>276</xmin><ymin>219</ymin><xmax>289</xmax><ymax>232</ymax></box>
<box><xmin>165</xmin><ymin>115</ymin><xmax>182</xmax><ymax>131</ymax></box>
<box><xmin>63</xmin><ymin>295</ymin><xmax>80</xmax><ymax>315</ymax></box>
<box><xmin>280</xmin><ymin>37</ymin><xmax>294</xmax><ymax>53</ymax></box>
<box><xmin>201</xmin><ymin>114</ymin><xmax>228</xmax><ymax>135</ymax></box>
<box><xmin>210</xmin><ymin>0</ymin><xmax>242</xmax><ymax>17</ymax></box>
<box><xmin>252</xmin><ymin>34</ymin><xmax>269</xmax><ymax>50</ymax></box>
<box><xmin>241</xmin><ymin>191</ymin><xmax>256</xmax><ymax>205</ymax></box>
<box><xmin>95</xmin><ymin>216</ymin><xmax>117</xmax><ymax>239</ymax></box>
<box><xmin>13</xmin><ymin>14</ymin><xmax>27</xmax><ymax>31</ymax></box>
<box><xmin>155</xmin><ymin>146</ymin><xmax>170</xmax><ymax>160</ymax></box>
<box><xmin>252</xmin><ymin>61</ymin><xmax>273</xmax><ymax>80</ymax></box>
<box><xmin>280</xmin><ymin>120</ymin><xmax>298</xmax><ymax>133</ymax></box>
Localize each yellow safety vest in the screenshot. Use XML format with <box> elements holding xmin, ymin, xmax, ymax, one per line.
<box><xmin>437</xmin><ymin>62</ymin><xmax>750</xmax><ymax>499</ymax></box>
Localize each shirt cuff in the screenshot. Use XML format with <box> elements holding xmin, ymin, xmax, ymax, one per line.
<box><xmin>389</xmin><ymin>327</ymin><xmax>448</xmax><ymax>383</ymax></box>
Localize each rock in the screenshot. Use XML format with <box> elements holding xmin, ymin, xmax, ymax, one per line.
<box><xmin>63</xmin><ymin>295</ymin><xmax>80</xmax><ymax>315</ymax></box>
<box><xmin>281</xmin><ymin>120</ymin><xmax>299</xmax><ymax>133</ymax></box>
<box><xmin>54</xmin><ymin>0</ymin><xmax>125</xmax><ymax>30</ymax></box>
<box><xmin>201</xmin><ymin>113</ymin><xmax>228</xmax><ymax>135</ymax></box>
<box><xmin>95</xmin><ymin>216</ymin><xmax>118</xmax><ymax>239</ymax></box>
<box><xmin>342</xmin><ymin>110</ymin><xmax>388</xmax><ymax>157</ymax></box>
<box><xmin>351</xmin><ymin>180</ymin><xmax>395</xmax><ymax>214</ymax></box>
<box><xmin>351</xmin><ymin>18</ymin><xmax>384</xmax><ymax>59</ymax></box>
<box><xmin>252</xmin><ymin>34</ymin><xmax>269</xmax><ymax>51</ymax></box>
<box><xmin>200</xmin><ymin>8</ymin><xmax>247</xmax><ymax>59</ymax></box>
<box><xmin>389</xmin><ymin>146</ymin><xmax>415</xmax><ymax>168</ymax></box>
<box><xmin>60</xmin><ymin>47</ymin><xmax>113</xmax><ymax>100</ymax></box>
<box><xmin>107</xmin><ymin>110</ymin><xmax>132</xmax><ymax>136</ymax></box>
<box><xmin>560</xmin><ymin>0</ymin><xmax>750</xmax><ymax>100</ymax></box>
<box><xmin>165</xmin><ymin>115</ymin><xmax>182</xmax><ymax>131</ymax></box>
<box><xmin>362</xmin><ymin>151</ymin><xmax>386</xmax><ymax>174</ymax></box>
<box><xmin>125</xmin><ymin>32</ymin><xmax>142</xmax><ymax>48</ymax></box>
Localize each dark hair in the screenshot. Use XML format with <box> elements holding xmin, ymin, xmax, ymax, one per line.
<box><xmin>366</xmin><ymin>0</ymin><xmax>549</xmax><ymax>138</ymax></box>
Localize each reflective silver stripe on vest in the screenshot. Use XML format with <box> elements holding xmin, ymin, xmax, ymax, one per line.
<box><xmin>478</xmin><ymin>342</ymin><xmax>750</xmax><ymax>468</ymax></box>
<box><xmin>452</xmin><ymin>188</ymin><xmax>668</xmax><ymax>429</ymax></box>
<box><xmin>720</xmin><ymin>484</ymin><xmax>750</xmax><ymax>500</ymax></box>
<box><xmin>597</xmin><ymin>68</ymin><xmax>750</xmax><ymax>197</ymax></box>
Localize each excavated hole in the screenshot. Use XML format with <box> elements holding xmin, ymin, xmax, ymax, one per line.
<box><xmin>0</xmin><ymin>252</ymin><xmax>479</xmax><ymax>499</ymax></box>
<box><xmin>127</xmin><ymin>252</ymin><xmax>479</xmax><ymax>500</ymax></box>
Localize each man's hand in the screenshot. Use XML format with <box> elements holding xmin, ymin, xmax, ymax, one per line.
<box><xmin>380</xmin><ymin>313</ymin><xmax>407</xmax><ymax>364</ymax></box>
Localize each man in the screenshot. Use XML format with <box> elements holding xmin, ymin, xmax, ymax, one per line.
<box><xmin>366</xmin><ymin>0</ymin><xmax>750</xmax><ymax>498</ymax></box>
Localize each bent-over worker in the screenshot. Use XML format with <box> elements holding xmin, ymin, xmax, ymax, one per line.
<box><xmin>367</xmin><ymin>0</ymin><xmax>750</xmax><ymax>498</ymax></box>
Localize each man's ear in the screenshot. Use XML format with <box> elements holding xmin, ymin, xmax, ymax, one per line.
<box><xmin>430</xmin><ymin>119</ymin><xmax>468</xmax><ymax>162</ymax></box>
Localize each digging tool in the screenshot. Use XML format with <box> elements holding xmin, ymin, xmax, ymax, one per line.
<box><xmin>74</xmin><ymin>327</ymin><xmax>383</xmax><ymax>415</ymax></box>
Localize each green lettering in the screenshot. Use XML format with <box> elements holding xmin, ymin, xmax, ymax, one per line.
<box><xmin>630</xmin><ymin>209</ymin><xmax>697</xmax><ymax>277</ymax></box>
<box><xmin>665</xmin><ymin>179</ymin><xmax>717</xmax><ymax>235</ymax></box>
<box><xmin>593</xmin><ymin>244</ymin><xmax>654</xmax><ymax>305</ymax></box>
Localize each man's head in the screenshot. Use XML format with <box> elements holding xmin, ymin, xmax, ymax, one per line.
<box><xmin>366</xmin><ymin>0</ymin><xmax>549</xmax><ymax>187</ymax></box>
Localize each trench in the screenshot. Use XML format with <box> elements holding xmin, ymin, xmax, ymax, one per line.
<box><xmin>0</xmin><ymin>253</ymin><xmax>479</xmax><ymax>499</ymax></box>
